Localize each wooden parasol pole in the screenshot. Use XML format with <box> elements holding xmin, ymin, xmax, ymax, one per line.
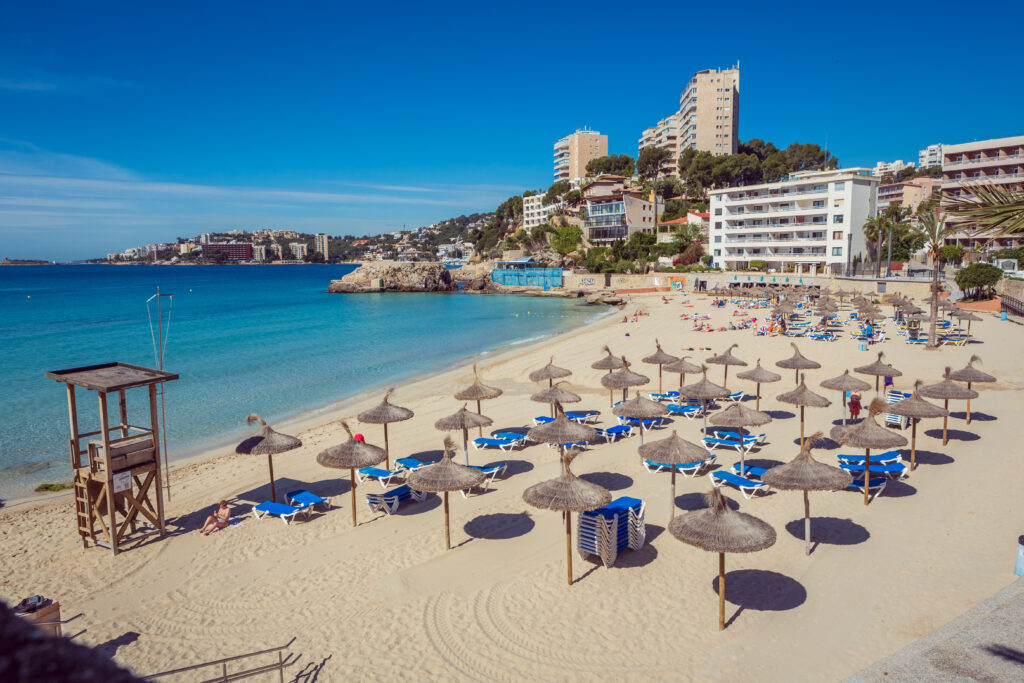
<box><xmin>863</xmin><ymin>448</ymin><xmax>871</xmax><ymax>506</ymax></box>
<box><xmin>966</xmin><ymin>381</ymin><xmax>973</xmax><ymax>424</ymax></box>
<box><xmin>803</xmin><ymin>489</ymin><xmax>811</xmax><ymax>555</ymax></box>
<box><xmin>461</xmin><ymin>427</ymin><xmax>469</xmax><ymax>466</ymax></box>
<box><xmin>756</xmin><ymin>382</ymin><xmax>761</xmax><ymax>411</ymax></box>
<box><xmin>799</xmin><ymin>406</ymin><xmax>805</xmax><ymax>448</ymax></box>
<box><xmin>669</xmin><ymin>467</ymin><xmax>677</xmax><ymax>520</ymax></box>
<box><xmin>910</xmin><ymin>419</ymin><xmax>918</xmax><ymax>470</ymax></box>
<box><xmin>566</xmin><ymin>511</ymin><xmax>573</xmax><ymax>586</ymax></box>
<box><xmin>658</xmin><ymin>365</ymin><xmax>663</xmax><ymax>393</ymax></box>
<box><xmin>476</xmin><ymin>400</ymin><xmax>483</xmax><ymax>438</ymax></box>
<box><xmin>383</xmin><ymin>423</ymin><xmax>390</xmax><ymax>470</ymax></box>
<box><xmin>608</xmin><ymin>369</ymin><xmax>614</xmax><ymax>408</ymax></box>
<box><xmin>943</xmin><ymin>400</ymin><xmax>949</xmax><ymax>445</ymax></box>
<box><xmin>718</xmin><ymin>552</ymin><xmax>726</xmax><ymax>630</ymax></box>
<box><xmin>268</xmin><ymin>454</ymin><xmax>276</xmax><ymax>503</ymax></box>
<box><xmin>723</xmin><ymin>366</ymin><xmax>729</xmax><ymax>388</ymax></box>
<box><xmin>444</xmin><ymin>491</ymin><xmax>450</xmax><ymax>550</ymax></box>
<box><xmin>349</xmin><ymin>469</ymin><xmax>357</xmax><ymax>526</ymax></box>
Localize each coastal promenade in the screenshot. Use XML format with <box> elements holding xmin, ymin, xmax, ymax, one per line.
<box><xmin>1</xmin><ymin>291</ymin><xmax>1021</xmax><ymax>680</ymax></box>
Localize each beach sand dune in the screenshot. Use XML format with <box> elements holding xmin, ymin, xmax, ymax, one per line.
<box><xmin>2</xmin><ymin>292</ymin><xmax>1021</xmax><ymax>680</ymax></box>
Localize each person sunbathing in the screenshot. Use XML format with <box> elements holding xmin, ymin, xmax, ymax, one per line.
<box><xmin>199</xmin><ymin>500</ymin><xmax>231</xmax><ymax>535</ymax></box>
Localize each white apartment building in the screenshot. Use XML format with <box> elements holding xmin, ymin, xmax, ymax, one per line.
<box><xmin>289</xmin><ymin>242</ymin><xmax>308</xmax><ymax>260</ymax></box>
<box><xmin>941</xmin><ymin>134</ymin><xmax>1024</xmax><ymax>247</ymax></box>
<box><xmin>553</xmin><ymin>129</ymin><xmax>607</xmax><ymax>181</ymax></box>
<box><xmin>708</xmin><ymin>168</ymin><xmax>877</xmax><ymax>273</ymax></box>
<box><xmin>872</xmin><ymin>159</ymin><xmax>914</xmax><ymax>177</ymax></box>
<box><xmin>918</xmin><ymin>144</ymin><xmax>943</xmax><ymax>169</ymax></box>
<box><xmin>523</xmin><ymin>192</ymin><xmax>563</xmax><ymax>230</ymax></box>
<box><xmin>639</xmin><ymin>66</ymin><xmax>739</xmax><ymax>162</ymax></box>
<box><xmin>314</xmin><ymin>233</ymin><xmax>329</xmax><ymax>257</ymax></box>
<box><xmin>252</xmin><ymin>244</ymin><xmax>267</xmax><ymax>262</ymax></box>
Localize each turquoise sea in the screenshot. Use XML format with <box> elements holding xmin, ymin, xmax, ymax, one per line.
<box><xmin>0</xmin><ymin>265</ymin><xmax>599</xmax><ymax>499</ymax></box>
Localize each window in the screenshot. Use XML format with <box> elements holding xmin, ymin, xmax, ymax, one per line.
<box><xmin>832</xmin><ymin>231</ymin><xmax>843</xmax><ymax>240</ymax></box>
<box><xmin>832</xmin><ymin>247</ymin><xmax>843</xmax><ymax>256</ymax></box>
<box><xmin>715</xmin><ymin>221</ymin><xmax>722</xmax><ymax>229</ymax></box>
<box><xmin>832</xmin><ymin>215</ymin><xmax>844</xmax><ymax>224</ymax></box>
<box><xmin>714</xmin><ymin>235</ymin><xmax>722</xmax><ymax>243</ymax></box>
<box><xmin>833</xmin><ymin>198</ymin><xmax>844</xmax><ymax>208</ymax></box>
<box><xmin>715</xmin><ymin>208</ymin><xmax>722</xmax><ymax>216</ymax></box>
<box><xmin>813</xmin><ymin>200</ymin><xmax>825</xmax><ymax>208</ymax></box>
<box><xmin>833</xmin><ymin>181</ymin><xmax>846</xmax><ymax>190</ymax></box>
<box><xmin>714</xmin><ymin>249</ymin><xmax>721</xmax><ymax>256</ymax></box>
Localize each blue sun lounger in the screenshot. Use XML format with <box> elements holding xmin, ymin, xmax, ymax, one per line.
<box><xmin>596</xmin><ymin>425</ymin><xmax>632</xmax><ymax>442</ymax></box>
<box><xmin>702</xmin><ymin>436</ymin><xmax>756</xmax><ymax>456</ymax></box>
<box><xmin>460</xmin><ymin>463</ymin><xmax>508</xmax><ymax>497</ymax></box>
<box><xmin>729</xmin><ymin>464</ymin><xmax>768</xmax><ymax>479</ymax></box>
<box><xmin>643</xmin><ymin>455</ymin><xmax>715</xmax><ymax>478</ymax></box>
<box><xmin>836</xmin><ymin>450</ymin><xmax>901</xmax><ymax>466</ymax></box>
<box><xmin>710</xmin><ymin>471</ymin><xmax>768</xmax><ymax>499</ymax></box>
<box><xmin>395</xmin><ymin>457</ymin><xmax>431</xmax><ymax>472</ymax></box>
<box><xmin>648</xmin><ymin>392</ymin><xmax>679</xmax><ymax>402</ymax></box>
<box><xmin>253</xmin><ymin>501</ymin><xmax>310</xmax><ymax>525</ymax></box>
<box><xmin>567</xmin><ymin>410</ymin><xmax>600</xmax><ymax>424</ymax></box>
<box><xmin>840</xmin><ymin>462</ymin><xmax>908</xmax><ymax>480</ymax></box>
<box><xmin>492</xmin><ymin>431</ymin><xmax>528</xmax><ymax>443</ymax></box>
<box><xmin>472</xmin><ymin>437</ymin><xmax>521</xmax><ymax>452</ymax></box>
<box><xmin>356</xmin><ymin>466</ymin><xmax>403</xmax><ymax>488</ymax></box>
<box><xmin>532</xmin><ymin>415</ymin><xmax>555</xmax><ymax>425</ymax></box>
<box><xmin>285</xmin><ymin>489</ymin><xmax>330</xmax><ymax>511</ymax></box>
<box><xmin>618</xmin><ymin>416</ymin><xmax>668</xmax><ymax>431</ymax></box>
<box><xmin>847</xmin><ymin>476</ymin><xmax>888</xmax><ymax>500</ymax></box>
<box><xmin>365</xmin><ymin>485</ymin><xmax>427</xmax><ymax>515</ymax></box>
<box><xmin>666</xmin><ymin>403</ymin><xmax>703</xmax><ymax>418</ymax></box>
<box><xmin>726</xmin><ymin>391</ymin><xmax>745</xmax><ymax>402</ymax></box>
<box><xmin>705</xmin><ymin>428</ymin><xmax>763</xmax><ymax>444</ymax></box>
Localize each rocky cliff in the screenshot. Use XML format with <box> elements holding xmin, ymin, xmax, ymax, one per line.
<box><xmin>328</xmin><ymin>262</ymin><xmax>457</xmax><ymax>293</ymax></box>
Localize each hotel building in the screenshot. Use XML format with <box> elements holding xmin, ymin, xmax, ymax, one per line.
<box><xmin>872</xmin><ymin>159</ymin><xmax>914</xmax><ymax>177</ymax></box>
<box><xmin>553</xmin><ymin>129</ymin><xmax>608</xmax><ymax>182</ymax></box>
<box><xmin>523</xmin><ymin>193</ymin><xmax>564</xmax><ymax>230</ymax></box>
<box><xmin>919</xmin><ymin>144</ymin><xmax>944</xmax><ymax>169</ymax></box>
<box><xmin>876</xmin><ymin>177</ymin><xmax>941</xmax><ymax>214</ymax></box>
<box><xmin>252</xmin><ymin>244</ymin><xmax>267</xmax><ymax>262</ymax></box>
<box><xmin>941</xmin><ymin>135</ymin><xmax>1024</xmax><ymax>247</ymax></box>
<box><xmin>708</xmin><ymin>168</ymin><xmax>877</xmax><ymax>273</ymax></box>
<box><xmin>289</xmin><ymin>242</ymin><xmax>308</xmax><ymax>260</ymax></box>
<box><xmin>639</xmin><ymin>66</ymin><xmax>739</xmax><ymax>162</ymax></box>
<box><xmin>314</xmin><ymin>233</ymin><xmax>329</xmax><ymax>258</ymax></box>
<box><xmin>583</xmin><ymin>190</ymin><xmax>656</xmax><ymax>245</ymax></box>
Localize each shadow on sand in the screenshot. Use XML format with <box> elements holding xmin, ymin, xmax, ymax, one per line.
<box><xmin>712</xmin><ymin>569</ymin><xmax>807</xmax><ymax>628</ymax></box>
<box><xmin>579</xmin><ymin>471</ymin><xmax>634</xmax><ymax>491</ymax></box>
<box><xmin>950</xmin><ymin>411</ymin><xmax>997</xmax><ymax>422</ymax></box>
<box><xmin>464</xmin><ymin>512</ymin><xmax>534</xmax><ymax>540</ymax></box>
<box><xmin>924</xmin><ymin>428</ymin><xmax>979</xmax><ymax>442</ymax></box>
<box><xmin>910</xmin><ymin>449</ymin><xmax>954</xmax><ymax>466</ymax></box>
<box><xmin>675</xmin><ymin>491</ymin><xmax>739</xmax><ymax>512</ymax></box>
<box><xmin>784</xmin><ymin>516</ymin><xmax>869</xmax><ymax>551</ymax></box>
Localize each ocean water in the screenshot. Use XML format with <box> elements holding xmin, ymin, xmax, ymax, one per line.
<box><xmin>0</xmin><ymin>265</ymin><xmax>599</xmax><ymax>499</ymax></box>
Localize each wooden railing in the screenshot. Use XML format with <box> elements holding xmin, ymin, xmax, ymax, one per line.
<box><xmin>145</xmin><ymin>638</ymin><xmax>296</xmax><ymax>682</ymax></box>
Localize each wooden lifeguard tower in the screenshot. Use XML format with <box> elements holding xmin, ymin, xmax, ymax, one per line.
<box><xmin>45</xmin><ymin>362</ymin><xmax>179</xmax><ymax>555</ymax></box>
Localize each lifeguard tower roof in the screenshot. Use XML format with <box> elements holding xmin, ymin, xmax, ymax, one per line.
<box><xmin>45</xmin><ymin>362</ymin><xmax>179</xmax><ymax>392</ymax></box>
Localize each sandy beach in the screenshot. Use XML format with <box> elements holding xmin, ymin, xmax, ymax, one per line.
<box><xmin>2</xmin><ymin>291</ymin><xmax>1021</xmax><ymax>681</ymax></box>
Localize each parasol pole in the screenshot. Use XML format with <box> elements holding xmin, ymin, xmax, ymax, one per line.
<box><xmin>566</xmin><ymin>511</ymin><xmax>573</xmax><ymax>586</ymax></box>
<box><xmin>718</xmin><ymin>552</ymin><xmax>726</xmax><ymax>630</ymax></box>
<box><xmin>476</xmin><ymin>400</ymin><xmax>483</xmax><ymax>438</ymax></box>
<box><xmin>658</xmin><ymin>365</ymin><xmax>663</xmax><ymax>393</ymax></box>
<box><xmin>755</xmin><ymin>382</ymin><xmax>761</xmax><ymax>411</ymax></box>
<box><xmin>444</xmin><ymin>492</ymin><xmax>451</xmax><ymax>550</ymax></box>
<box><xmin>863</xmin><ymin>448</ymin><xmax>870</xmax><ymax>506</ymax></box>
<box><xmin>349</xmin><ymin>469</ymin><xmax>357</xmax><ymax>526</ymax></box>
<box><xmin>799</xmin><ymin>406</ymin><xmax>805</xmax><ymax>448</ymax></box>
<box><xmin>608</xmin><ymin>369</ymin><xmax>614</xmax><ymax>408</ymax></box>
<box><xmin>383</xmin><ymin>423</ymin><xmax>390</xmax><ymax>470</ymax></box>
<box><xmin>966</xmin><ymin>381</ymin><xmax>973</xmax><ymax>424</ymax></box>
<box><xmin>739</xmin><ymin>425</ymin><xmax>747</xmax><ymax>474</ymax></box>
<box><xmin>268</xmin><ymin>454</ymin><xmax>276</xmax><ymax>502</ymax></box>
<box><xmin>910</xmin><ymin>419</ymin><xmax>918</xmax><ymax>471</ymax></box>
<box><xmin>461</xmin><ymin>427</ymin><xmax>469</xmax><ymax>466</ymax></box>
<box><xmin>669</xmin><ymin>466</ymin><xmax>677</xmax><ymax>520</ymax></box>
<box><xmin>943</xmin><ymin>400</ymin><xmax>949</xmax><ymax>445</ymax></box>
<box><xmin>723</xmin><ymin>366</ymin><xmax>729</xmax><ymax>388</ymax></box>
<box><xmin>803</xmin><ymin>489</ymin><xmax>811</xmax><ymax>555</ymax></box>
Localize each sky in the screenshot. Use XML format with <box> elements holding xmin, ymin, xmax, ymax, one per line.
<box><xmin>1</xmin><ymin>0</ymin><xmax>1023</xmax><ymax>260</ymax></box>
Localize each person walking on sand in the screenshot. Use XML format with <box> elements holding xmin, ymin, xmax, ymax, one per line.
<box><xmin>199</xmin><ymin>500</ymin><xmax>231</xmax><ymax>535</ymax></box>
<box><xmin>849</xmin><ymin>392</ymin><xmax>862</xmax><ymax>423</ymax></box>
<box><xmin>884</xmin><ymin>365</ymin><xmax>895</xmax><ymax>391</ymax></box>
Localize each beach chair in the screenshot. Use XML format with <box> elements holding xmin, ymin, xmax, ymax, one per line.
<box><xmin>577</xmin><ymin>497</ymin><xmax>646</xmax><ymax>568</ymax></box>
<box><xmin>532</xmin><ymin>415</ymin><xmax>555</xmax><ymax>425</ymax></box>
<box><xmin>618</xmin><ymin>416</ymin><xmax>668</xmax><ymax>432</ymax></box>
<box><xmin>839</xmin><ymin>462</ymin><xmax>908</xmax><ymax>480</ymax></box>
<box><xmin>643</xmin><ymin>455</ymin><xmax>714</xmax><ymax>478</ymax></box>
<box><xmin>940</xmin><ymin>336</ymin><xmax>968</xmax><ymax>347</ymax></box>
<box><xmin>709</xmin><ymin>471</ymin><xmax>768</xmax><ymax>499</ymax></box>
<box><xmin>566</xmin><ymin>410</ymin><xmax>600</xmax><ymax>424</ymax></box>
<box><xmin>544</xmin><ymin>440</ymin><xmax>588</xmax><ymax>451</ymax></box>
<box><xmin>595</xmin><ymin>425</ymin><xmax>632</xmax><ymax>443</ymax></box>
<box><xmin>356</xmin><ymin>466</ymin><xmax>403</xmax><ymax>488</ymax></box>
<box><xmin>905</xmin><ymin>337</ymin><xmax>927</xmax><ymax>345</ymax></box>
<box><xmin>395</xmin><ymin>457</ymin><xmax>431</xmax><ymax>472</ymax></box>
<box><xmin>809</xmin><ymin>332</ymin><xmax>836</xmax><ymax>342</ymax></box>
<box><xmin>701</xmin><ymin>436</ymin><xmax>757</xmax><ymax>457</ymax></box>
<box><xmin>472</xmin><ymin>437</ymin><xmax>521</xmax><ymax>452</ymax></box>
<box><xmin>729</xmin><ymin>464</ymin><xmax>768</xmax><ymax>479</ymax></box>
<box><xmin>836</xmin><ymin>450</ymin><xmax>902</xmax><ymax>466</ymax></box>
<box><xmin>783</xmin><ymin>328</ymin><xmax>808</xmax><ymax>337</ymax></box>
<box><xmin>726</xmin><ymin>391</ymin><xmax>744</xmax><ymax>403</ymax></box>
<box><xmin>885</xmin><ymin>390</ymin><xmax>911</xmax><ymax>429</ymax></box>
<box><xmin>847</xmin><ymin>476</ymin><xmax>887</xmax><ymax>501</ymax></box>
<box><xmin>365</xmin><ymin>485</ymin><xmax>427</xmax><ymax>515</ymax></box>
<box><xmin>253</xmin><ymin>501</ymin><xmax>310</xmax><ymax>525</ymax></box>
<box><xmin>666</xmin><ymin>404</ymin><xmax>702</xmax><ymax>419</ymax></box>
<box><xmin>459</xmin><ymin>463</ymin><xmax>508</xmax><ymax>497</ymax></box>
<box><xmin>285</xmin><ymin>489</ymin><xmax>330</xmax><ymax>511</ymax></box>
<box><xmin>707</xmin><ymin>428</ymin><xmax>765</xmax><ymax>444</ymax></box>
<box><xmin>648</xmin><ymin>392</ymin><xmax>679</xmax><ymax>402</ymax></box>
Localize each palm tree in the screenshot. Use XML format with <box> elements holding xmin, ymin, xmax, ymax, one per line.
<box><xmin>862</xmin><ymin>215</ymin><xmax>888</xmax><ymax>277</ymax></box>
<box><xmin>917</xmin><ymin>209</ymin><xmax>958</xmax><ymax>347</ymax></box>
<box><xmin>948</xmin><ymin>182</ymin><xmax>1024</xmax><ymax>235</ymax></box>
<box><xmin>884</xmin><ymin>206</ymin><xmax>913</xmax><ymax>276</ymax></box>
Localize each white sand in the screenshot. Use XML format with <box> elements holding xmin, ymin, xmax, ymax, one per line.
<box><xmin>2</xmin><ymin>292</ymin><xmax>1021</xmax><ymax>681</ymax></box>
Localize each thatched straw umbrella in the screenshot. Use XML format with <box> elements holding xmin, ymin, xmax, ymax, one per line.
<box><xmin>529</xmin><ymin>356</ymin><xmax>572</xmax><ymax>387</ymax></box>
<box><xmin>527</xmin><ymin>401</ymin><xmax>598</xmax><ymax>460</ymax></box>
<box><xmin>235</xmin><ymin>414</ymin><xmax>302</xmax><ymax>503</ymax></box>
<box><xmin>709</xmin><ymin>402</ymin><xmax>772</xmax><ymax>473</ymax></box>
<box><xmin>593</xmin><ymin>346</ymin><xmax>630</xmax><ymax>407</ymax></box>
<box><xmin>736</xmin><ymin>359</ymin><xmax>781</xmax><ymax>411</ymax></box>
<box><xmin>435</xmin><ymin>403</ymin><xmax>493</xmax><ymax>465</ymax></box>
<box><xmin>668</xmin><ymin>489</ymin><xmax>776</xmax><ymax>630</ymax></box>
<box><xmin>601</xmin><ymin>358</ymin><xmax>650</xmax><ymax>403</ymax></box>
<box><xmin>773</xmin><ymin>303</ymin><xmax>796</xmax><ymax>317</ymax></box>
<box><xmin>643</xmin><ymin>338</ymin><xmax>679</xmax><ymax>393</ymax></box>
<box><xmin>854</xmin><ymin>351</ymin><xmax>903</xmax><ymax>393</ymax></box>
<box><xmin>777</xmin><ymin>374</ymin><xmax>831</xmax><ymax>447</ymax></box>
<box><xmin>950</xmin><ymin>355</ymin><xmax>995</xmax><ymax>424</ymax></box>
<box><xmin>357</xmin><ymin>388</ymin><xmax>413</xmax><ymax>469</ymax></box>
<box><xmin>819</xmin><ymin>370</ymin><xmax>872</xmax><ymax>425</ymax></box>
<box><xmin>762</xmin><ymin>431</ymin><xmax>852</xmax><ymax>555</ymax></box>
<box><xmin>680</xmin><ymin>366</ymin><xmax>731</xmax><ymax>434</ymax></box>
<box><xmin>638</xmin><ymin>430</ymin><xmax>706</xmax><ymax>521</ymax></box>
<box><xmin>612</xmin><ymin>394</ymin><xmax>669</xmax><ymax>444</ymax></box>
<box><xmin>531</xmin><ymin>381</ymin><xmax>582</xmax><ymax>418</ymax></box>
<box><xmin>408</xmin><ymin>436</ymin><xmax>486</xmax><ymax>550</ymax></box>
<box><xmin>454</xmin><ymin>364</ymin><xmax>503</xmax><ymax>437</ymax></box>
<box><xmin>706</xmin><ymin>344</ymin><xmax>747</xmax><ymax>388</ymax></box>
<box><xmin>919</xmin><ymin>368</ymin><xmax>978</xmax><ymax>446</ymax></box>
<box><xmin>775</xmin><ymin>343</ymin><xmax>821</xmax><ymax>385</ymax></box>
<box><xmin>664</xmin><ymin>355</ymin><xmax>702</xmax><ymax>397</ymax></box>
<box><xmin>831</xmin><ymin>398</ymin><xmax>907</xmax><ymax>505</ymax></box>
<box><xmin>953</xmin><ymin>309</ymin><xmax>983</xmax><ymax>339</ymax></box>
<box><xmin>523</xmin><ymin>448</ymin><xmax>612</xmax><ymax>585</ymax></box>
<box><xmin>317</xmin><ymin>420</ymin><xmax>386</xmax><ymax>526</ymax></box>
<box><xmin>886</xmin><ymin>381</ymin><xmax>948</xmax><ymax>470</ymax></box>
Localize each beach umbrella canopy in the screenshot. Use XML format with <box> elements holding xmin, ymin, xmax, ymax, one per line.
<box><xmin>777</xmin><ymin>374</ymin><xmax>831</xmax><ymax>447</ymax></box>
<box><xmin>435</xmin><ymin>403</ymin><xmax>493</xmax><ymax>465</ymax></box>
<box><xmin>592</xmin><ymin>345</ymin><xmax>629</xmax><ymax>371</ymax></box>
<box><xmin>831</xmin><ymin>398</ymin><xmax>908</xmax><ymax>505</ymax></box>
<box><xmin>357</xmin><ymin>388</ymin><xmax>414</xmax><ymax>469</ymax></box>
<box><xmin>950</xmin><ymin>355</ymin><xmax>995</xmax><ymax>424</ymax></box>
<box><xmin>523</xmin><ymin>448</ymin><xmax>612</xmax><ymax>585</ymax></box>
<box><xmin>668</xmin><ymin>489</ymin><xmax>776</xmax><ymax>630</ymax></box>
<box><xmin>680</xmin><ymin>366</ymin><xmax>731</xmax><ymax>433</ymax></box>
<box><xmin>709</xmin><ymin>402</ymin><xmax>772</xmax><ymax>473</ymax></box>
<box><xmin>409</xmin><ymin>436</ymin><xmax>486</xmax><ymax>551</ymax></box>
<box><xmin>236</xmin><ymin>414</ymin><xmax>302</xmax><ymax>503</ymax></box>
<box><xmin>919</xmin><ymin>367</ymin><xmax>979</xmax><ymax>445</ymax></box>
<box><xmin>664</xmin><ymin>355</ymin><xmax>702</xmax><ymax>396</ymax></box>
<box><xmin>600</xmin><ymin>358</ymin><xmax>650</xmax><ymax>402</ymax></box>
<box><xmin>529</xmin><ymin>356</ymin><xmax>573</xmax><ymax>386</ymax></box>
<box><xmin>706</xmin><ymin>344</ymin><xmax>747</xmax><ymax>388</ymax></box>
<box><xmin>638</xmin><ymin>430</ymin><xmax>707</xmax><ymax>520</ymax></box>
<box><xmin>612</xmin><ymin>394</ymin><xmax>669</xmax><ymax>443</ymax></box>
<box><xmin>762</xmin><ymin>431</ymin><xmax>853</xmax><ymax>555</ymax></box>
<box><xmin>953</xmin><ymin>310</ymin><xmax>983</xmax><ymax>338</ymax></box>
<box><xmin>454</xmin><ymin>363</ymin><xmax>502</xmax><ymax>436</ymax></box>
<box><xmin>643</xmin><ymin>339</ymin><xmax>679</xmax><ymax>393</ymax></box>
<box><xmin>886</xmin><ymin>380</ymin><xmax>948</xmax><ymax>470</ymax></box>
<box><xmin>819</xmin><ymin>370</ymin><xmax>872</xmax><ymax>425</ymax></box>
<box><xmin>736</xmin><ymin>359</ymin><xmax>782</xmax><ymax>411</ymax></box>
<box><xmin>531</xmin><ymin>381</ymin><xmax>582</xmax><ymax>405</ymax></box>
<box><xmin>527</xmin><ymin>401</ymin><xmax>597</xmax><ymax>455</ymax></box>
<box><xmin>317</xmin><ymin>420</ymin><xmax>386</xmax><ymax>526</ymax></box>
<box><xmin>854</xmin><ymin>352</ymin><xmax>903</xmax><ymax>392</ymax></box>
<box><xmin>775</xmin><ymin>343</ymin><xmax>821</xmax><ymax>384</ymax></box>
<box><xmin>773</xmin><ymin>303</ymin><xmax>796</xmax><ymax>316</ymax></box>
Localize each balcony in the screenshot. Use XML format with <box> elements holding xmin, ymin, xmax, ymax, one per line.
<box><xmin>944</xmin><ymin>152</ymin><xmax>1023</xmax><ymax>168</ymax></box>
<box><xmin>588</xmin><ymin>226</ymin><xmax>628</xmax><ymax>241</ymax></box>
<box><xmin>585</xmin><ymin>215</ymin><xmax>626</xmax><ymax>229</ymax></box>
<box><xmin>942</xmin><ymin>171</ymin><xmax>1024</xmax><ymax>188</ymax></box>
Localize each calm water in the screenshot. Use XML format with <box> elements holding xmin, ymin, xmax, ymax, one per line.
<box><xmin>0</xmin><ymin>265</ymin><xmax>598</xmax><ymax>498</ymax></box>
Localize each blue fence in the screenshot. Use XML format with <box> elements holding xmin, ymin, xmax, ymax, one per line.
<box><xmin>491</xmin><ymin>267</ymin><xmax>564</xmax><ymax>289</ymax></box>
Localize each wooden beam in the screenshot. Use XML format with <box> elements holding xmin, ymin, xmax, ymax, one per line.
<box><xmin>118</xmin><ymin>390</ymin><xmax>128</xmax><ymax>438</ymax></box>
<box><xmin>98</xmin><ymin>392</ymin><xmax>118</xmax><ymax>555</ymax></box>
<box><xmin>148</xmin><ymin>384</ymin><xmax>165</xmax><ymax>536</ymax></box>
<box><xmin>66</xmin><ymin>384</ymin><xmax>80</xmax><ymax>469</ymax></box>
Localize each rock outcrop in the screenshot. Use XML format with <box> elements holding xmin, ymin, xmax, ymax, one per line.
<box><xmin>328</xmin><ymin>262</ymin><xmax>457</xmax><ymax>293</ymax></box>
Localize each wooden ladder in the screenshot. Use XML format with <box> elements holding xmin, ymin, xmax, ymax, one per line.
<box><xmin>73</xmin><ymin>475</ymin><xmax>93</xmax><ymax>545</ymax></box>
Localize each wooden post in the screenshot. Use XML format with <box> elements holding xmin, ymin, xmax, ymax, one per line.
<box><xmin>658</xmin><ymin>365</ymin><xmax>663</xmax><ymax>393</ymax></box>
<box><xmin>803</xmin><ymin>489</ymin><xmax>811</xmax><ymax>555</ymax></box>
<box><xmin>723</xmin><ymin>366</ymin><xmax>729</xmax><ymax>388</ymax></box>
<box><xmin>669</xmin><ymin>467</ymin><xmax>677</xmax><ymax>520</ymax></box>
<box><xmin>911</xmin><ymin>420</ymin><xmax>918</xmax><ymax>470</ymax></box>
<box><xmin>566</xmin><ymin>511</ymin><xmax>573</xmax><ymax>586</ymax></box>
<box><xmin>718</xmin><ymin>552</ymin><xmax>726</xmax><ymax>630</ymax></box>
<box><xmin>462</xmin><ymin>428</ymin><xmax>469</xmax><ymax>467</ymax></box>
<box><xmin>444</xmin><ymin>492</ymin><xmax>451</xmax><ymax>550</ymax></box>
<box><xmin>98</xmin><ymin>392</ymin><xmax>117</xmax><ymax>555</ymax></box>
<box><xmin>943</xmin><ymin>400</ymin><xmax>949</xmax><ymax>445</ymax></box>
<box><xmin>118</xmin><ymin>390</ymin><xmax>128</xmax><ymax>438</ymax></box>
<box><xmin>383</xmin><ymin>423</ymin><xmax>390</xmax><ymax>471</ymax></box>
<box><xmin>476</xmin><ymin>400</ymin><xmax>483</xmax><ymax>438</ymax></box>
<box><xmin>863</xmin><ymin>448</ymin><xmax>871</xmax><ymax>506</ymax></box>
<box><xmin>966</xmin><ymin>381</ymin><xmax>973</xmax><ymax>424</ymax></box>
<box><xmin>755</xmin><ymin>383</ymin><xmax>761</xmax><ymax>411</ymax></box>
<box><xmin>349</xmin><ymin>469</ymin><xmax>357</xmax><ymax>527</ymax></box>
<box><xmin>267</xmin><ymin>454</ymin><xmax>277</xmax><ymax>503</ymax></box>
<box><xmin>66</xmin><ymin>384</ymin><xmax>79</xmax><ymax>467</ymax></box>
<box><xmin>800</xmin><ymin>406</ymin><xmax>805</xmax><ymax>448</ymax></box>
<box><xmin>148</xmin><ymin>384</ymin><xmax>165</xmax><ymax>536</ymax></box>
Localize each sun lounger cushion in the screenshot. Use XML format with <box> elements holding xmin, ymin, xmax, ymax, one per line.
<box><xmin>567</xmin><ymin>410</ymin><xmax>600</xmax><ymax>423</ymax></box>
<box><xmin>254</xmin><ymin>501</ymin><xmax>308</xmax><ymax>524</ymax></box>
<box><xmin>836</xmin><ymin>450</ymin><xmax>901</xmax><ymax>465</ymax></box>
<box><xmin>730</xmin><ymin>464</ymin><xmax>767</xmax><ymax>479</ymax></box>
<box><xmin>709</xmin><ymin>471</ymin><xmax>767</xmax><ymax>499</ymax></box>
<box><xmin>285</xmin><ymin>490</ymin><xmax>330</xmax><ymax>510</ymax></box>
<box><xmin>365</xmin><ymin>485</ymin><xmax>427</xmax><ymax>514</ymax></box>
<box><xmin>395</xmin><ymin>457</ymin><xmax>429</xmax><ymax>471</ymax></box>
<box><xmin>472</xmin><ymin>437</ymin><xmax>519</xmax><ymax>451</ymax></box>
<box><xmin>532</xmin><ymin>415</ymin><xmax>555</xmax><ymax>425</ymax></box>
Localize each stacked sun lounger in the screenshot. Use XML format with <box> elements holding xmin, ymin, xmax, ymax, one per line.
<box><xmin>577</xmin><ymin>497</ymin><xmax>646</xmax><ymax>568</ymax></box>
<box><xmin>884</xmin><ymin>389</ymin><xmax>912</xmax><ymax>429</ymax></box>
<box><xmin>365</xmin><ymin>485</ymin><xmax>427</xmax><ymax>514</ymax></box>
<box><xmin>643</xmin><ymin>453</ymin><xmax>716</xmax><ymax>477</ymax></box>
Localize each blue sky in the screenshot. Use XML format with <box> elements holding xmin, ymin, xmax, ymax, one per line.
<box><xmin>1</xmin><ymin>0</ymin><xmax>1022</xmax><ymax>260</ymax></box>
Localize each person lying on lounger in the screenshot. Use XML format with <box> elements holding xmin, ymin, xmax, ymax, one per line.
<box><xmin>199</xmin><ymin>500</ymin><xmax>231</xmax><ymax>535</ymax></box>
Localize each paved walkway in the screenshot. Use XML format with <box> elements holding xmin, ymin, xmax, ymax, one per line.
<box><xmin>848</xmin><ymin>578</ymin><xmax>1024</xmax><ymax>681</ymax></box>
